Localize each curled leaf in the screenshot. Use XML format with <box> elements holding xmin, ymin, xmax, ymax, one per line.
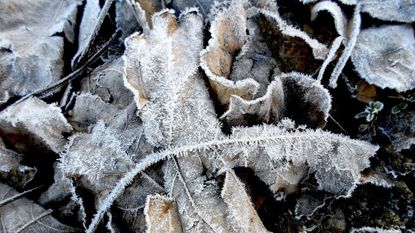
<box><xmin>201</xmin><ymin>1</ymin><xmax>260</xmax><ymax>105</ymax></box>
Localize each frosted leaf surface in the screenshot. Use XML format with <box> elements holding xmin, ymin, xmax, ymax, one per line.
<box><xmin>0</xmin><ymin>97</ymin><xmax>72</xmax><ymax>154</ymax></box>
<box><xmin>277</xmin><ymin>72</ymin><xmax>332</xmax><ymax>128</ymax></box>
<box><xmin>0</xmin><ymin>0</ymin><xmax>80</xmax><ymax>104</ymax></box>
<box><xmin>351</xmin><ymin>25</ymin><xmax>415</xmax><ymax>92</ymax></box>
<box><xmin>72</xmin><ymin>0</ymin><xmax>114</xmax><ymax>67</ymax></box>
<box><xmin>0</xmin><ymin>182</ymin><xmax>78</xmax><ymax>233</ymax></box>
<box><xmin>383</xmin><ymin>110</ymin><xmax>415</xmax><ymax>152</ymax></box>
<box><xmin>221</xmin><ymin>80</ymin><xmax>285</xmax><ymax>126</ymax></box>
<box><xmin>60</xmin><ymin>121</ymin><xmax>134</xmax><ymax>193</ymax></box>
<box><xmin>144</xmin><ymin>194</ymin><xmax>182</xmax><ymax>233</ymax></box>
<box><xmin>361</xmin><ymin>0</ymin><xmax>415</xmax><ymax>23</ymax></box>
<box><xmin>200</xmin><ymin>1</ymin><xmax>260</xmax><ymax>105</ymax></box>
<box><xmin>221</xmin><ymin>170</ymin><xmax>271</xmax><ymax>233</ymax></box>
<box><xmin>213</xmin><ymin>120</ymin><xmax>378</xmax><ymax>195</ymax></box>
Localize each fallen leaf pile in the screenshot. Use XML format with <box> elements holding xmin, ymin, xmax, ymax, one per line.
<box><xmin>0</xmin><ymin>0</ymin><xmax>414</xmax><ymax>232</ymax></box>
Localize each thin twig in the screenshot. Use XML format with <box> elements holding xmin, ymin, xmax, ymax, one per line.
<box><xmin>5</xmin><ymin>29</ymin><xmax>121</xmax><ymax>110</ymax></box>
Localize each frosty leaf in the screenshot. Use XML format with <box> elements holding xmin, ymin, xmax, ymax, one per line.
<box><xmin>0</xmin><ymin>182</ymin><xmax>78</xmax><ymax>232</ymax></box>
<box><xmin>87</xmin><ymin>119</ymin><xmax>378</xmax><ymax>231</ymax></box>
<box><xmin>114</xmin><ymin>169</ymin><xmax>165</xmax><ymax>232</ymax></box>
<box><xmin>215</xmin><ymin>120</ymin><xmax>378</xmax><ymax>195</ymax></box>
<box><xmin>200</xmin><ymin>1</ymin><xmax>260</xmax><ymax>105</ymax></box>
<box><xmin>116</xmin><ymin>0</ymin><xmax>142</xmax><ymax>41</ymax></box>
<box><xmin>38</xmin><ymin>162</ymin><xmax>72</xmax><ymax>205</ymax></box>
<box><xmin>144</xmin><ymin>194</ymin><xmax>182</xmax><ymax>233</ymax></box>
<box><xmin>251</xmin><ymin>7</ymin><xmax>329</xmax><ymax>59</ymax></box>
<box><xmin>61</xmin><ymin>121</ymin><xmax>134</xmax><ymax>193</ymax></box>
<box><xmin>221</xmin><ymin>80</ymin><xmax>285</xmax><ymax>126</ymax></box>
<box><xmin>72</xmin><ymin>0</ymin><xmax>114</xmax><ymax>68</ymax></box>
<box><xmin>311</xmin><ymin>1</ymin><xmax>347</xmax><ymax>37</ymax></box>
<box><xmin>171</xmin><ymin>0</ymin><xmax>217</xmax><ymax>18</ymax></box>
<box><xmin>0</xmin><ymin>97</ymin><xmax>72</xmax><ymax>154</ymax></box>
<box><xmin>277</xmin><ymin>72</ymin><xmax>332</xmax><ymax>128</ymax></box>
<box><xmin>382</xmin><ymin>110</ymin><xmax>415</xmax><ymax>152</ymax></box>
<box><xmin>221</xmin><ymin>170</ymin><xmax>270</xmax><ymax>233</ymax></box>
<box><xmin>361</xmin><ymin>0</ymin><xmax>415</xmax><ymax>23</ymax></box>
<box><xmin>351</xmin><ymin>25</ymin><xmax>415</xmax><ymax>92</ymax></box>
<box><xmin>123</xmin><ymin>9</ymin><xmax>223</xmax><ymax>146</ymax></box>
<box><xmin>135</xmin><ymin>0</ymin><xmax>163</xmax><ymax>27</ymax></box>
<box><xmin>0</xmin><ymin>0</ymin><xmax>80</xmax><ymax>104</ymax></box>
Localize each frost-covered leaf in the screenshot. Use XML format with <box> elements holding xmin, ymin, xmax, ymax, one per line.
<box><xmin>144</xmin><ymin>194</ymin><xmax>182</xmax><ymax>233</ymax></box>
<box><xmin>351</xmin><ymin>25</ymin><xmax>415</xmax><ymax>92</ymax></box>
<box><xmin>278</xmin><ymin>72</ymin><xmax>332</xmax><ymax>127</ymax></box>
<box><xmin>0</xmin><ymin>182</ymin><xmax>78</xmax><ymax>232</ymax></box>
<box><xmin>61</xmin><ymin>121</ymin><xmax>135</xmax><ymax>193</ymax></box>
<box><xmin>0</xmin><ymin>0</ymin><xmax>80</xmax><ymax>104</ymax></box>
<box><xmin>200</xmin><ymin>1</ymin><xmax>260</xmax><ymax>105</ymax></box>
<box><xmin>382</xmin><ymin>110</ymin><xmax>415</xmax><ymax>152</ymax></box>
<box><xmin>116</xmin><ymin>0</ymin><xmax>142</xmax><ymax>41</ymax></box>
<box><xmin>251</xmin><ymin>7</ymin><xmax>329</xmax><ymax>60</ymax></box>
<box><xmin>221</xmin><ymin>80</ymin><xmax>285</xmax><ymax>126</ymax></box>
<box><xmin>38</xmin><ymin>162</ymin><xmax>72</xmax><ymax>205</ymax></box>
<box><xmin>301</xmin><ymin>0</ymin><xmax>415</xmax><ymax>22</ymax></box>
<box><xmin>72</xmin><ymin>0</ymin><xmax>114</xmax><ymax>67</ymax></box>
<box><xmin>361</xmin><ymin>0</ymin><xmax>415</xmax><ymax>23</ymax></box>
<box><xmin>123</xmin><ymin>9</ymin><xmax>223</xmax><ymax>146</ymax></box>
<box><xmin>0</xmin><ymin>97</ymin><xmax>72</xmax><ymax>154</ymax></box>
<box><xmin>213</xmin><ymin>120</ymin><xmax>378</xmax><ymax>195</ymax></box>
<box><xmin>221</xmin><ymin>170</ymin><xmax>270</xmax><ymax>233</ymax></box>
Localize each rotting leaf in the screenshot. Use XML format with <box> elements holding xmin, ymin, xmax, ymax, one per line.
<box><xmin>0</xmin><ymin>0</ymin><xmax>80</xmax><ymax>104</ymax></box>
<box><xmin>351</xmin><ymin>25</ymin><xmax>415</xmax><ymax>92</ymax></box>
<box><xmin>0</xmin><ymin>182</ymin><xmax>78</xmax><ymax>233</ymax></box>
<box><xmin>0</xmin><ymin>97</ymin><xmax>73</xmax><ymax>154</ymax></box>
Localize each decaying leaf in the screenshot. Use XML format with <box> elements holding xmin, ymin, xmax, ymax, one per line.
<box><xmin>144</xmin><ymin>194</ymin><xmax>182</xmax><ymax>233</ymax></box>
<box><xmin>0</xmin><ymin>182</ymin><xmax>78</xmax><ymax>232</ymax></box>
<box><xmin>351</xmin><ymin>25</ymin><xmax>415</xmax><ymax>92</ymax></box>
<box><xmin>0</xmin><ymin>0</ymin><xmax>80</xmax><ymax>104</ymax></box>
<box><xmin>0</xmin><ymin>97</ymin><xmax>72</xmax><ymax>154</ymax></box>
